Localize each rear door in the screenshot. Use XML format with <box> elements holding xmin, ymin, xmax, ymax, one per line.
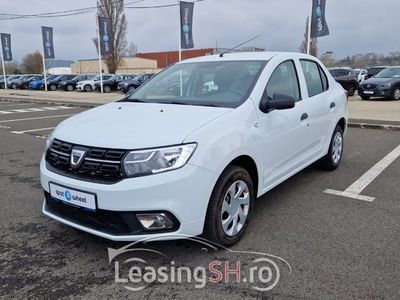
<box><xmin>299</xmin><ymin>59</ymin><xmax>333</xmax><ymax>158</ymax></box>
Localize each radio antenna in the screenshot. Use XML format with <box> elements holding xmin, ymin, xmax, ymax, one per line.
<box><xmin>219</xmin><ymin>34</ymin><xmax>261</xmax><ymax>58</ymax></box>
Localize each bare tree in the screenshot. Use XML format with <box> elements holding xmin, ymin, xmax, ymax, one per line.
<box><xmin>94</xmin><ymin>0</ymin><xmax>128</xmax><ymax>74</ymax></box>
<box><xmin>127</xmin><ymin>41</ymin><xmax>138</xmax><ymax>57</ymax></box>
<box><xmin>21</xmin><ymin>51</ymin><xmax>43</xmax><ymax>74</ymax></box>
<box><xmin>299</xmin><ymin>17</ymin><xmax>318</xmax><ymax>57</ymax></box>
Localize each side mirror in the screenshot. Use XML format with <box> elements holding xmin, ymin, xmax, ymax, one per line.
<box><xmin>259</xmin><ymin>93</ymin><xmax>296</xmax><ymax>113</ymax></box>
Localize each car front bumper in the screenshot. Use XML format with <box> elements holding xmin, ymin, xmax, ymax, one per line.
<box><xmin>40</xmin><ymin>157</ymin><xmax>217</xmax><ymax>241</ymax></box>
<box><xmin>359</xmin><ymin>87</ymin><xmax>391</xmax><ymax>97</ymax></box>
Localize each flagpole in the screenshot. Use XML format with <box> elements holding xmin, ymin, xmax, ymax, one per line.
<box><xmin>0</xmin><ymin>42</ymin><xmax>7</xmax><ymax>90</ymax></box>
<box><xmin>41</xmin><ymin>28</ymin><xmax>48</xmax><ymax>91</ymax></box>
<box><xmin>178</xmin><ymin>0</ymin><xmax>182</xmax><ymax>62</ymax></box>
<box><xmin>97</xmin><ymin>15</ymin><xmax>104</xmax><ymax>93</ymax></box>
<box><xmin>307</xmin><ymin>0</ymin><xmax>313</xmax><ymax>55</ymax></box>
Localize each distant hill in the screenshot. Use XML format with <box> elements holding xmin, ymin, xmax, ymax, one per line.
<box><xmin>46</xmin><ymin>59</ymin><xmax>74</xmax><ymax>68</ymax></box>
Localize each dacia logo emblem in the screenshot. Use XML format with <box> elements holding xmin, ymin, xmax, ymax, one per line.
<box><xmin>70</xmin><ymin>148</ymin><xmax>86</xmax><ymax>168</ymax></box>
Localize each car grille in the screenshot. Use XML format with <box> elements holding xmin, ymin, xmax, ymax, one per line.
<box><xmin>46</xmin><ymin>139</ymin><xmax>127</xmax><ymax>184</ymax></box>
<box><xmin>362</xmin><ymin>83</ymin><xmax>377</xmax><ymax>90</ymax></box>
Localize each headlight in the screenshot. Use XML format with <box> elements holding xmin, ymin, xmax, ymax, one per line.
<box><xmin>123</xmin><ymin>143</ymin><xmax>197</xmax><ymax>177</ymax></box>
<box><xmin>380</xmin><ymin>82</ymin><xmax>393</xmax><ymax>88</ymax></box>
<box><xmin>45</xmin><ymin>132</ymin><xmax>55</xmax><ymax>151</ymax></box>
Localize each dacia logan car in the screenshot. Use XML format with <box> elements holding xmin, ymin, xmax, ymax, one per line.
<box><xmin>41</xmin><ymin>52</ymin><xmax>348</xmax><ymax>246</ymax></box>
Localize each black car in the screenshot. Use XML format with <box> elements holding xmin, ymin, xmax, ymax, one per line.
<box><xmin>94</xmin><ymin>74</ymin><xmax>135</xmax><ymax>93</ymax></box>
<box><xmin>118</xmin><ymin>73</ymin><xmax>155</xmax><ymax>93</ymax></box>
<box><xmin>47</xmin><ymin>74</ymin><xmax>76</xmax><ymax>91</ymax></box>
<box><xmin>328</xmin><ymin>68</ymin><xmax>359</xmax><ymax>96</ymax></box>
<box><xmin>8</xmin><ymin>75</ymin><xmax>34</xmax><ymax>89</ymax></box>
<box><xmin>16</xmin><ymin>75</ymin><xmax>43</xmax><ymax>89</ymax></box>
<box><xmin>359</xmin><ymin>67</ymin><xmax>400</xmax><ymax>100</ymax></box>
<box><xmin>365</xmin><ymin>66</ymin><xmax>388</xmax><ymax>80</ymax></box>
<box><xmin>59</xmin><ymin>75</ymin><xmax>94</xmax><ymax>91</ymax></box>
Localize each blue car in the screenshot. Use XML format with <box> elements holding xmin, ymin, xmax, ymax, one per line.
<box><xmin>29</xmin><ymin>75</ymin><xmax>59</xmax><ymax>90</ymax></box>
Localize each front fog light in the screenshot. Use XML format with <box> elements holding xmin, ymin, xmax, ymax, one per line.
<box><xmin>137</xmin><ymin>213</ymin><xmax>174</xmax><ymax>230</ymax></box>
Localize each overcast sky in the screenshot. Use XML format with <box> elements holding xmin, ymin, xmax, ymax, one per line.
<box><xmin>1</xmin><ymin>0</ymin><xmax>399</xmax><ymax>61</ymax></box>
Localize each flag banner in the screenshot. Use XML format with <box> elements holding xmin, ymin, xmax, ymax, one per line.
<box><xmin>180</xmin><ymin>1</ymin><xmax>194</xmax><ymax>49</ymax></box>
<box><xmin>98</xmin><ymin>16</ymin><xmax>112</xmax><ymax>56</ymax></box>
<box><xmin>311</xmin><ymin>0</ymin><xmax>329</xmax><ymax>38</ymax></box>
<box><xmin>0</xmin><ymin>33</ymin><xmax>12</xmax><ymax>61</ymax></box>
<box><xmin>42</xmin><ymin>26</ymin><xmax>55</xmax><ymax>59</ymax></box>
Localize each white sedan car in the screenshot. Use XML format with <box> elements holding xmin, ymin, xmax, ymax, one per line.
<box><xmin>76</xmin><ymin>75</ymin><xmax>113</xmax><ymax>92</ymax></box>
<box><xmin>41</xmin><ymin>52</ymin><xmax>348</xmax><ymax>245</ymax></box>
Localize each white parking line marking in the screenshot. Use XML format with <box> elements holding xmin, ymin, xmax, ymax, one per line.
<box><xmin>0</xmin><ymin>114</ymin><xmax>74</xmax><ymax>123</ymax></box>
<box><xmin>11</xmin><ymin>127</ymin><xmax>55</xmax><ymax>134</ymax></box>
<box><xmin>0</xmin><ymin>106</ymin><xmax>73</xmax><ymax>114</ymax></box>
<box><xmin>325</xmin><ymin>144</ymin><xmax>400</xmax><ymax>202</ymax></box>
<box><xmin>0</xmin><ymin>103</ymin><xmax>34</xmax><ymax>108</ymax></box>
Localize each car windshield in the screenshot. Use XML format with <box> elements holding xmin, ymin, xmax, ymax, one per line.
<box><xmin>375</xmin><ymin>68</ymin><xmax>400</xmax><ymax>78</ymax></box>
<box><xmin>127</xmin><ymin>61</ymin><xmax>265</xmax><ymax>108</ymax></box>
<box><xmin>47</xmin><ymin>75</ymin><xmax>58</xmax><ymax>80</ymax></box>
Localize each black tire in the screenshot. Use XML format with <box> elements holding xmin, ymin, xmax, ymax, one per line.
<box><xmin>203</xmin><ymin>165</ymin><xmax>254</xmax><ymax>246</ymax></box>
<box><xmin>84</xmin><ymin>85</ymin><xmax>92</xmax><ymax>92</ymax></box>
<box><xmin>11</xmin><ymin>83</ymin><xmax>16</xmax><ymax>89</ymax></box>
<box><xmin>49</xmin><ymin>84</ymin><xmax>57</xmax><ymax>91</ymax></box>
<box><xmin>319</xmin><ymin>125</ymin><xmax>344</xmax><ymax>171</ymax></box>
<box><xmin>0</xmin><ymin>83</ymin><xmax>4</xmax><ymax>89</ymax></box>
<box><xmin>360</xmin><ymin>95</ymin><xmax>370</xmax><ymax>100</ymax></box>
<box><xmin>391</xmin><ymin>86</ymin><xmax>400</xmax><ymax>101</ymax></box>
<box><xmin>347</xmin><ymin>84</ymin><xmax>356</xmax><ymax>97</ymax></box>
<box><xmin>66</xmin><ymin>84</ymin><xmax>74</xmax><ymax>91</ymax></box>
<box><xmin>103</xmin><ymin>85</ymin><xmax>111</xmax><ymax>93</ymax></box>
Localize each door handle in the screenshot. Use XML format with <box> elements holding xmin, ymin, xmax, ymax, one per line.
<box><xmin>330</xmin><ymin>102</ymin><xmax>336</xmax><ymax>109</ymax></box>
<box><xmin>301</xmin><ymin>113</ymin><xmax>309</xmax><ymax>121</ymax></box>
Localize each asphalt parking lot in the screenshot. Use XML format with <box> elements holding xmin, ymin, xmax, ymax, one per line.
<box><xmin>0</xmin><ymin>99</ymin><xmax>399</xmax><ymax>299</ymax></box>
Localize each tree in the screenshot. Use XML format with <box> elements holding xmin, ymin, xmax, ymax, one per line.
<box><xmin>21</xmin><ymin>51</ymin><xmax>43</xmax><ymax>74</ymax></box>
<box><xmin>299</xmin><ymin>17</ymin><xmax>318</xmax><ymax>57</ymax></box>
<box><xmin>127</xmin><ymin>41</ymin><xmax>138</xmax><ymax>57</ymax></box>
<box><xmin>320</xmin><ymin>53</ymin><xmax>335</xmax><ymax>68</ymax></box>
<box><xmin>94</xmin><ymin>0</ymin><xmax>128</xmax><ymax>74</ymax></box>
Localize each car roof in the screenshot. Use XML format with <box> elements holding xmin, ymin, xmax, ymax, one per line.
<box><xmin>179</xmin><ymin>51</ymin><xmax>315</xmax><ymax>64</ymax></box>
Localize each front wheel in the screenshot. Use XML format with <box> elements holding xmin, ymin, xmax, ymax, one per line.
<box><xmin>103</xmin><ymin>85</ymin><xmax>111</xmax><ymax>93</ymax></box>
<box><xmin>319</xmin><ymin>125</ymin><xmax>344</xmax><ymax>171</ymax></box>
<box><xmin>84</xmin><ymin>85</ymin><xmax>92</xmax><ymax>92</ymax></box>
<box><xmin>391</xmin><ymin>87</ymin><xmax>400</xmax><ymax>101</ymax></box>
<box><xmin>66</xmin><ymin>84</ymin><xmax>74</xmax><ymax>91</ymax></box>
<box><xmin>203</xmin><ymin>166</ymin><xmax>254</xmax><ymax>246</ymax></box>
<box><xmin>49</xmin><ymin>84</ymin><xmax>57</xmax><ymax>91</ymax></box>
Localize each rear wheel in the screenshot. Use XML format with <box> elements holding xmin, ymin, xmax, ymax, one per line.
<box><xmin>84</xmin><ymin>85</ymin><xmax>92</xmax><ymax>92</ymax></box>
<box><xmin>11</xmin><ymin>83</ymin><xmax>17</xmax><ymax>89</ymax></box>
<box><xmin>391</xmin><ymin>86</ymin><xmax>400</xmax><ymax>101</ymax></box>
<box><xmin>347</xmin><ymin>84</ymin><xmax>356</xmax><ymax>97</ymax></box>
<box><xmin>319</xmin><ymin>125</ymin><xmax>344</xmax><ymax>171</ymax></box>
<box><xmin>203</xmin><ymin>166</ymin><xmax>254</xmax><ymax>246</ymax></box>
<box><xmin>103</xmin><ymin>85</ymin><xmax>111</xmax><ymax>93</ymax></box>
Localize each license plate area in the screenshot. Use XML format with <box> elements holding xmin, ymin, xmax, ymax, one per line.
<box><xmin>363</xmin><ymin>91</ymin><xmax>374</xmax><ymax>95</ymax></box>
<box><xmin>49</xmin><ymin>182</ymin><xmax>97</xmax><ymax>211</ymax></box>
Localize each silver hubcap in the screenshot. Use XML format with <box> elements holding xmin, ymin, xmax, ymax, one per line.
<box><xmin>394</xmin><ymin>89</ymin><xmax>400</xmax><ymax>100</ymax></box>
<box><xmin>332</xmin><ymin>132</ymin><xmax>343</xmax><ymax>164</ymax></box>
<box><xmin>221</xmin><ymin>180</ymin><xmax>250</xmax><ymax>237</ymax></box>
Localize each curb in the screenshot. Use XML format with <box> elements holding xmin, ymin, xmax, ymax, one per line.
<box><xmin>0</xmin><ymin>96</ymin><xmax>104</xmax><ymax>108</ymax></box>
<box><xmin>348</xmin><ymin>122</ymin><xmax>400</xmax><ymax>131</ymax></box>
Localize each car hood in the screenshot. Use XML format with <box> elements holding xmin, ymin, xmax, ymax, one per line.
<box><xmin>363</xmin><ymin>78</ymin><xmax>396</xmax><ymax>85</ymax></box>
<box><xmin>54</xmin><ymin>102</ymin><xmax>232</xmax><ymax>149</ymax></box>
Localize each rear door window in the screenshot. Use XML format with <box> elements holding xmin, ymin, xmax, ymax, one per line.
<box><xmin>300</xmin><ymin>60</ymin><xmax>325</xmax><ymax>97</ymax></box>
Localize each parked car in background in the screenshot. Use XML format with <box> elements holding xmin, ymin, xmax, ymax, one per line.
<box><xmin>365</xmin><ymin>66</ymin><xmax>388</xmax><ymax>80</ymax></box>
<box><xmin>76</xmin><ymin>75</ymin><xmax>113</xmax><ymax>92</ymax></box>
<box><xmin>328</xmin><ymin>68</ymin><xmax>359</xmax><ymax>96</ymax></box>
<box><xmin>95</xmin><ymin>74</ymin><xmax>135</xmax><ymax>93</ymax></box>
<box><xmin>16</xmin><ymin>75</ymin><xmax>43</xmax><ymax>89</ymax></box>
<box><xmin>0</xmin><ymin>75</ymin><xmax>20</xmax><ymax>88</ymax></box>
<box><xmin>118</xmin><ymin>73</ymin><xmax>155</xmax><ymax>93</ymax></box>
<box><xmin>29</xmin><ymin>75</ymin><xmax>59</xmax><ymax>90</ymax></box>
<box><xmin>359</xmin><ymin>66</ymin><xmax>400</xmax><ymax>100</ymax></box>
<box><xmin>46</xmin><ymin>75</ymin><xmax>76</xmax><ymax>91</ymax></box>
<box><xmin>59</xmin><ymin>75</ymin><xmax>94</xmax><ymax>91</ymax></box>
<box><xmin>8</xmin><ymin>75</ymin><xmax>34</xmax><ymax>89</ymax></box>
<box><xmin>354</xmin><ymin>68</ymin><xmax>367</xmax><ymax>84</ymax></box>
<box><xmin>41</xmin><ymin>52</ymin><xmax>348</xmax><ymax>245</ymax></box>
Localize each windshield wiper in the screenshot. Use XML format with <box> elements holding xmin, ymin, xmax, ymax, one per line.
<box><xmin>119</xmin><ymin>98</ymin><xmax>147</xmax><ymax>103</ymax></box>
